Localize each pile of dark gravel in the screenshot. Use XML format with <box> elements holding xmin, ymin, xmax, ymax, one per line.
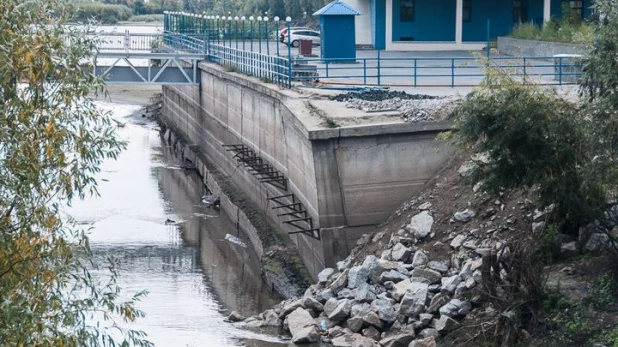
<box><xmin>329</xmin><ymin>90</ymin><xmax>439</xmax><ymax>102</ymax></box>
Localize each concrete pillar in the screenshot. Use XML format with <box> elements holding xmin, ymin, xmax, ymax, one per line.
<box><xmin>385</xmin><ymin>0</ymin><xmax>393</xmax><ymax>50</ymax></box>
<box><xmin>543</xmin><ymin>0</ymin><xmax>551</xmax><ymax>22</ymax></box>
<box><xmin>455</xmin><ymin>0</ymin><xmax>463</xmax><ymax>43</ymax></box>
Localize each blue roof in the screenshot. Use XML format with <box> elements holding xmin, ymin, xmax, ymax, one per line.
<box><xmin>313</xmin><ymin>1</ymin><xmax>362</xmax><ymax>16</ymax></box>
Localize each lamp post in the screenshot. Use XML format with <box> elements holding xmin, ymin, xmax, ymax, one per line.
<box><xmin>274</xmin><ymin>16</ymin><xmax>280</xmax><ymax>57</ymax></box>
<box><xmin>286</xmin><ymin>16</ymin><xmax>292</xmax><ymax>87</ymax></box>
<box><xmin>249</xmin><ymin>16</ymin><xmax>255</xmax><ymax>52</ymax></box>
<box><xmin>234</xmin><ymin>16</ymin><xmax>239</xmax><ymax>50</ymax></box>
<box><xmin>228</xmin><ymin>16</ymin><xmax>232</xmax><ymax>47</ymax></box>
<box><xmin>264</xmin><ymin>16</ymin><xmax>270</xmax><ymax>57</ymax></box>
<box><xmin>257</xmin><ymin>16</ymin><xmax>262</xmax><ymax>55</ymax></box>
<box><xmin>241</xmin><ymin>16</ymin><xmax>246</xmax><ymax>50</ymax></box>
<box><xmin>216</xmin><ymin>15</ymin><xmax>220</xmax><ymax>44</ymax></box>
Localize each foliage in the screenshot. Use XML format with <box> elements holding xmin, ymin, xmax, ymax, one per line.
<box><xmin>601</xmin><ymin>326</ymin><xmax>618</xmax><ymax>347</ymax></box>
<box><xmin>129</xmin><ymin>14</ymin><xmax>164</xmax><ymax>22</ymax></box>
<box><xmin>510</xmin><ymin>4</ymin><xmax>593</xmax><ymax>43</ymax></box>
<box><xmin>68</xmin><ymin>2</ymin><xmax>133</xmax><ymax>24</ymax></box>
<box><xmin>0</xmin><ymin>0</ymin><xmax>150</xmax><ymax>345</ymax></box>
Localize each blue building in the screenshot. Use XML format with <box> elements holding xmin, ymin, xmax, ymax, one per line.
<box><xmin>342</xmin><ymin>0</ymin><xmax>592</xmax><ymax>50</ymax></box>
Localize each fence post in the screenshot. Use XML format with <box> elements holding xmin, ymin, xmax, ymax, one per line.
<box><xmin>228</xmin><ymin>16</ymin><xmax>232</xmax><ymax>47</ymax></box>
<box><xmin>451</xmin><ymin>58</ymin><xmax>455</xmax><ymax>87</ymax></box>
<box><xmin>275</xmin><ymin>17</ymin><xmax>280</xmax><ymax>57</ymax></box>
<box><xmin>258</xmin><ymin>16</ymin><xmax>263</xmax><ymax>55</ymax></box>
<box><xmin>559</xmin><ymin>57</ymin><xmax>563</xmax><ymax>85</ymax></box>
<box><xmin>242</xmin><ymin>17</ymin><xmax>246</xmax><ymax>51</ymax></box>
<box><xmin>363</xmin><ymin>59</ymin><xmax>367</xmax><ymax>85</ymax></box>
<box><xmin>286</xmin><ymin>17</ymin><xmax>292</xmax><ymax>88</ymax></box>
<box><xmin>377</xmin><ymin>50</ymin><xmax>381</xmax><ymax>85</ymax></box>
<box><xmin>250</xmin><ymin>16</ymin><xmax>255</xmax><ymax>52</ymax></box>
<box><xmin>265</xmin><ymin>17</ymin><xmax>270</xmax><ymax>57</ymax></box>
<box><xmin>414</xmin><ymin>59</ymin><xmax>417</xmax><ymax>87</ymax></box>
<box><xmin>523</xmin><ymin>57</ymin><xmax>527</xmax><ymax>83</ymax></box>
<box><xmin>486</xmin><ymin>19</ymin><xmax>491</xmax><ymax>59</ymax></box>
<box><xmin>216</xmin><ymin>16</ymin><xmax>220</xmax><ymax>45</ymax></box>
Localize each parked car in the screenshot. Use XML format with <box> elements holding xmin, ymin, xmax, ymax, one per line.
<box><xmin>278</xmin><ymin>26</ymin><xmax>312</xmax><ymax>42</ymax></box>
<box><xmin>283</xmin><ymin>29</ymin><xmax>321</xmax><ymax>47</ymax></box>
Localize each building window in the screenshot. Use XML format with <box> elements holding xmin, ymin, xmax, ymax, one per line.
<box><xmin>570</xmin><ymin>0</ymin><xmax>583</xmax><ymax>17</ymax></box>
<box><xmin>400</xmin><ymin>0</ymin><xmax>415</xmax><ymax>22</ymax></box>
<box><xmin>463</xmin><ymin>0</ymin><xmax>471</xmax><ymax>22</ymax></box>
<box><xmin>513</xmin><ymin>0</ymin><xmax>528</xmax><ymax>23</ymax></box>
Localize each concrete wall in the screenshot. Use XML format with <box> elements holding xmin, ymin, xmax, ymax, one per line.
<box><xmin>342</xmin><ymin>0</ymin><xmax>372</xmax><ymax>46</ymax></box>
<box><xmin>161</xmin><ymin>63</ymin><xmax>453</xmax><ymax>279</ymax></box>
<box><xmin>497</xmin><ymin>36</ymin><xmax>586</xmax><ymax>56</ymax></box>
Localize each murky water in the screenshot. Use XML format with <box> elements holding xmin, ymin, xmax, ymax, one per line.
<box><xmin>66</xmin><ymin>102</ymin><xmax>287</xmax><ymax>347</ymax></box>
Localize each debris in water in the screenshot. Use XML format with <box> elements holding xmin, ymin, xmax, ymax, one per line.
<box><xmin>165</xmin><ymin>218</ymin><xmax>176</xmax><ymax>225</ymax></box>
<box><xmin>201</xmin><ymin>195</ymin><xmax>221</xmax><ymax>208</ymax></box>
<box><xmin>224</xmin><ymin>234</ymin><xmax>247</xmax><ymax>248</ymax></box>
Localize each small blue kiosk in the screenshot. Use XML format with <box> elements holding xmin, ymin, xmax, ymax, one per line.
<box><xmin>313</xmin><ymin>1</ymin><xmax>361</xmax><ymax>62</ymax></box>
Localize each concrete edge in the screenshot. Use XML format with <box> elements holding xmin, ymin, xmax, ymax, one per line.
<box><xmin>307</xmin><ymin>120</ymin><xmax>454</xmax><ymax>140</ymax></box>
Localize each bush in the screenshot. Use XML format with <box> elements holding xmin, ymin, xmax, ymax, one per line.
<box><xmin>509</xmin><ymin>4</ymin><xmax>592</xmax><ymax>43</ymax></box>
<box><xmin>129</xmin><ymin>14</ymin><xmax>164</xmax><ymax>22</ymax></box>
<box><xmin>68</xmin><ymin>3</ymin><xmax>133</xmax><ymax>24</ymax></box>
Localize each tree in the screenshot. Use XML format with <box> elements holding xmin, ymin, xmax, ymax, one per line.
<box><xmin>0</xmin><ymin>0</ymin><xmax>151</xmax><ymax>345</ymax></box>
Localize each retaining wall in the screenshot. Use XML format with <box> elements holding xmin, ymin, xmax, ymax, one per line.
<box><xmin>497</xmin><ymin>36</ymin><xmax>586</xmax><ymax>57</ymax></box>
<box><xmin>161</xmin><ymin>63</ymin><xmax>453</xmax><ymax>279</ymax></box>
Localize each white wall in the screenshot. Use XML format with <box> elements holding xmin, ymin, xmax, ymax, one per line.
<box><xmin>341</xmin><ymin>0</ymin><xmax>372</xmax><ymax>45</ymax></box>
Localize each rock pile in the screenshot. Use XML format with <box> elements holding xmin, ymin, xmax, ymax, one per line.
<box><xmin>328</xmin><ymin>90</ymin><xmax>457</xmax><ymax>123</ymax></box>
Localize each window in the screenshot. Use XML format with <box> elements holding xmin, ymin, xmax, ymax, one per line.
<box><xmin>513</xmin><ymin>0</ymin><xmax>528</xmax><ymax>23</ymax></box>
<box><xmin>463</xmin><ymin>0</ymin><xmax>471</xmax><ymax>22</ymax></box>
<box><xmin>570</xmin><ymin>0</ymin><xmax>583</xmax><ymax>17</ymax></box>
<box><xmin>400</xmin><ymin>0</ymin><xmax>415</xmax><ymax>22</ymax></box>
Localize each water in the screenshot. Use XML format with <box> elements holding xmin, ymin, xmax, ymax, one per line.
<box><xmin>66</xmin><ymin>101</ymin><xmax>287</xmax><ymax>347</ymax></box>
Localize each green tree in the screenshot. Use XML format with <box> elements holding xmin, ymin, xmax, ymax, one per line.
<box><xmin>0</xmin><ymin>0</ymin><xmax>151</xmax><ymax>345</ymax></box>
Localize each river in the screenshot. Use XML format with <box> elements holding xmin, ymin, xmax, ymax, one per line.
<box><xmin>66</xmin><ymin>98</ymin><xmax>289</xmax><ymax>347</ymax></box>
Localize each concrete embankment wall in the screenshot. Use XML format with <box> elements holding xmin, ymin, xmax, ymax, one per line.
<box><xmin>161</xmin><ymin>63</ymin><xmax>453</xmax><ymax>279</ymax></box>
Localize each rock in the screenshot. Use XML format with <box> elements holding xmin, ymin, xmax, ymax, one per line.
<box><xmin>427</xmin><ymin>261</ymin><xmax>449</xmax><ymax>274</ymax></box>
<box><xmin>585</xmin><ymin>233</ymin><xmax>610</xmax><ymax>252</ymax></box>
<box><xmin>411</xmin><ymin>268</ymin><xmax>442</xmax><ymax>284</ymax></box>
<box><xmin>450</xmin><ymin>235</ymin><xmax>465</xmax><ymax>249</ymax></box>
<box><xmin>291</xmin><ymin>326</ymin><xmax>319</xmax><ymax>344</ymax></box>
<box><xmin>355</xmin><ymin>283</ymin><xmax>377</xmax><ymax>302</ymax></box>
<box><xmin>262</xmin><ymin>309</ymin><xmax>281</xmax><ymax>326</ymax></box>
<box><xmin>332</xmin><ymin>333</ymin><xmax>379</xmax><ymax>347</ymax></box>
<box><xmin>454</xmin><ymin>209</ymin><xmax>476</xmax><ymax>223</ymax></box>
<box><xmin>379</xmin><ymin>333</ymin><xmax>415</xmax><ymax>347</ymax></box>
<box><xmin>329</xmin><ymin>326</ymin><xmax>345</xmax><ymax>338</ymax></box>
<box><xmin>337</xmin><ymin>257</ymin><xmax>353</xmax><ymax>271</ymax></box>
<box><xmin>331</xmin><ymin>269</ymin><xmax>349</xmax><ymax>294</ymax></box>
<box><xmin>418</xmin><ymin>202</ymin><xmax>432</xmax><ymax>210</ymax></box>
<box><xmin>280</xmin><ymin>299</ymin><xmax>304</xmax><ymax>318</ymax></box>
<box><xmin>316</xmin><ymin>288</ymin><xmax>334</xmax><ymax>303</ymax></box>
<box><xmin>409</xmin><ymin>336</ymin><xmax>438</xmax><ymax>347</ymax></box>
<box><xmin>418</xmin><ymin>328</ymin><xmax>440</xmax><ymax>338</ymax></box>
<box><xmin>438</xmin><ymin>300</ymin><xmax>461</xmax><ymax>317</ymax></box>
<box><xmin>458</xmin><ymin>161</ymin><xmax>476</xmax><ymax>177</ymax></box>
<box><xmin>418</xmin><ymin>313</ymin><xmax>434</xmax><ymax>327</ymax></box>
<box><xmin>392</xmin><ymin>243</ymin><xmax>412</xmax><ymax>262</ymax></box>
<box><xmin>338</xmin><ymin>288</ymin><xmax>355</xmax><ymax>299</ymax></box>
<box><xmin>391</xmin><ymin>278</ymin><xmax>412</xmax><ymax>301</ymax></box>
<box><xmin>371</xmin><ymin>299</ymin><xmax>397</xmax><ymax>323</ymax></box>
<box><xmin>348</xmin><ymin>266</ymin><xmax>370</xmax><ymax>289</ymax></box>
<box><xmin>368</xmin><ymin>259</ymin><xmax>400</xmax><ymax>284</ymax></box>
<box><xmin>531</xmin><ymin>221</ymin><xmax>545</xmax><ymax>234</ymax></box>
<box><xmin>560</xmin><ymin>241</ymin><xmax>579</xmax><ymax>258</ymax></box>
<box><xmin>406</xmin><ymin>211</ymin><xmax>434</xmax><ymax>239</ymax></box>
<box><xmin>324</xmin><ymin>297</ymin><xmax>340</xmax><ymax>316</ymax></box>
<box><xmin>362</xmin><ymin>311</ymin><xmax>385</xmax><ymax>329</ymax></box>
<box><xmin>411</xmin><ymin>251</ymin><xmax>429</xmax><ymax>267</ymax></box>
<box><xmin>288</xmin><ymin>308</ymin><xmax>318</xmax><ymax>343</ymax></box>
<box><xmin>362</xmin><ymin>326</ymin><xmax>381</xmax><ymax>341</ymax></box>
<box><xmin>227</xmin><ymin>311</ymin><xmax>245</xmax><ymax>322</ymax></box>
<box><xmin>346</xmin><ymin>316</ymin><xmax>365</xmax><ymax>332</ymax></box>
<box><xmin>441</xmin><ymin>275</ymin><xmax>462</xmax><ymax>294</ymax></box>
<box><xmin>328</xmin><ymin>299</ymin><xmax>352</xmax><ymax>324</ymax></box>
<box><xmin>380</xmin><ymin>270</ymin><xmax>408</xmax><ymax>284</ymax></box>
<box><xmin>435</xmin><ymin>315</ymin><xmax>460</xmax><ymax>333</ymax></box>
<box><xmin>427</xmin><ymin>293</ymin><xmax>446</xmax><ymax>313</ymax></box>
<box><xmin>399</xmin><ymin>282</ymin><xmax>429</xmax><ymax>317</ymax></box>
<box><xmin>352</xmin><ymin>303</ymin><xmax>372</xmax><ymax>317</ymax></box>
<box><xmin>303</xmin><ymin>297</ymin><xmax>324</xmax><ymax>313</ymax></box>
<box><xmin>318</xmin><ymin>268</ymin><xmax>336</xmax><ymax>283</ymax></box>
<box><xmin>462</xmin><ymin>240</ymin><xmax>477</xmax><ymax>249</ymax></box>
<box><xmin>357</xmin><ymin>233</ymin><xmax>372</xmax><ymax>246</ymax></box>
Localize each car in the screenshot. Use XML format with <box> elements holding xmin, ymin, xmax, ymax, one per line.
<box><xmin>283</xmin><ymin>29</ymin><xmax>321</xmax><ymax>47</ymax></box>
<box><xmin>278</xmin><ymin>26</ymin><xmax>312</xmax><ymax>42</ymax></box>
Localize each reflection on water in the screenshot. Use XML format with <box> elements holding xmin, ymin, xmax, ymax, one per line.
<box><xmin>66</xmin><ymin>102</ymin><xmax>284</xmax><ymax>346</ymax></box>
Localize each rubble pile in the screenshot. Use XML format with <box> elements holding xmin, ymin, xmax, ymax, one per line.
<box><xmin>329</xmin><ymin>90</ymin><xmax>458</xmax><ymax>123</ymax></box>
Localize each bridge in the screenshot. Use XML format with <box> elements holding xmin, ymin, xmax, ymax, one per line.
<box><xmin>94</xmin><ymin>32</ymin><xmax>208</xmax><ymax>85</ymax></box>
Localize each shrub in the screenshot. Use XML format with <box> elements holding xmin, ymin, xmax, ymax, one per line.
<box><xmin>509</xmin><ymin>5</ymin><xmax>592</xmax><ymax>44</ymax></box>
<box><xmin>68</xmin><ymin>3</ymin><xmax>133</xmax><ymax>24</ymax></box>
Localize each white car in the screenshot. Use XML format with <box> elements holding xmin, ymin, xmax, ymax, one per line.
<box><xmin>283</xmin><ymin>29</ymin><xmax>321</xmax><ymax>47</ymax></box>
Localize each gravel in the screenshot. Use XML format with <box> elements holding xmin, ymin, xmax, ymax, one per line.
<box><xmin>329</xmin><ymin>90</ymin><xmax>458</xmax><ymax>123</ymax></box>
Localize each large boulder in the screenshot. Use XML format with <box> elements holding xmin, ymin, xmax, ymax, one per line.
<box><xmin>411</xmin><ymin>251</ymin><xmax>429</xmax><ymax>267</ymax></box>
<box><xmin>324</xmin><ymin>297</ymin><xmax>340</xmax><ymax>316</ymax></box>
<box><xmin>348</xmin><ymin>265</ymin><xmax>370</xmax><ymax>289</ymax></box>
<box><xmin>287</xmin><ymin>308</ymin><xmax>318</xmax><ymax>343</ymax></box>
<box><xmin>435</xmin><ymin>315</ymin><xmax>460</xmax><ymax>333</ymax></box>
<box><xmin>454</xmin><ymin>209</ymin><xmax>476</xmax><ymax>223</ymax></box>
<box><xmin>331</xmin><ymin>269</ymin><xmax>350</xmax><ymax>294</ymax></box>
<box><xmin>331</xmin><ymin>333</ymin><xmax>380</xmax><ymax>347</ymax></box>
<box><xmin>399</xmin><ymin>282</ymin><xmax>429</xmax><ymax>317</ymax></box>
<box><xmin>406</xmin><ymin>211</ymin><xmax>434</xmax><ymax>239</ymax></box>
<box><xmin>328</xmin><ymin>299</ymin><xmax>352</xmax><ymax>324</ymax></box>
<box><xmin>380</xmin><ymin>270</ymin><xmax>408</xmax><ymax>284</ymax></box>
<box><xmin>318</xmin><ymin>267</ymin><xmax>336</xmax><ymax>284</ymax></box>
<box><xmin>362</xmin><ymin>311</ymin><xmax>385</xmax><ymax>330</ymax></box>
<box><xmin>368</xmin><ymin>260</ymin><xmax>401</xmax><ymax>283</ymax></box>
<box><xmin>355</xmin><ymin>283</ymin><xmax>377</xmax><ymax>302</ymax></box>
<box><xmin>371</xmin><ymin>299</ymin><xmax>397</xmax><ymax>323</ymax></box>
<box><xmin>262</xmin><ymin>309</ymin><xmax>281</xmax><ymax>326</ymax></box>
<box><xmin>391</xmin><ymin>278</ymin><xmax>411</xmax><ymax>302</ymax></box>
<box><xmin>391</xmin><ymin>243</ymin><xmax>412</xmax><ymax>262</ymax></box>
<box><xmin>280</xmin><ymin>299</ymin><xmax>304</xmax><ymax>318</ymax></box>
<box><xmin>303</xmin><ymin>297</ymin><xmax>324</xmax><ymax>313</ymax></box>
<box><xmin>378</xmin><ymin>332</ymin><xmax>415</xmax><ymax>347</ymax></box>
<box><xmin>411</xmin><ymin>268</ymin><xmax>442</xmax><ymax>284</ymax></box>
<box><xmin>409</xmin><ymin>337</ymin><xmax>438</xmax><ymax>347</ymax></box>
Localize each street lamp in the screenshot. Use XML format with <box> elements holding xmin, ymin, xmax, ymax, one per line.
<box><xmin>241</xmin><ymin>16</ymin><xmax>246</xmax><ymax>51</ymax></box>
<box><xmin>257</xmin><ymin>16</ymin><xmax>262</xmax><ymax>55</ymax></box>
<box><xmin>264</xmin><ymin>16</ymin><xmax>270</xmax><ymax>57</ymax></box>
<box><xmin>286</xmin><ymin>16</ymin><xmax>292</xmax><ymax>87</ymax></box>
<box><xmin>274</xmin><ymin>16</ymin><xmax>280</xmax><ymax>57</ymax></box>
<box><xmin>249</xmin><ymin>16</ymin><xmax>255</xmax><ymax>52</ymax></box>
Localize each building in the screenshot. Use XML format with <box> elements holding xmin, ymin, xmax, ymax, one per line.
<box><xmin>342</xmin><ymin>0</ymin><xmax>592</xmax><ymax>50</ymax></box>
